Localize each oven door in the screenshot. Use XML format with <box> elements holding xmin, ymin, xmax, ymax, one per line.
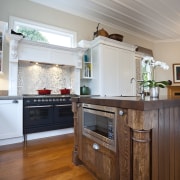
<box><xmin>54</xmin><ymin>104</ymin><xmax>74</xmax><ymax>128</ymax></box>
<box><xmin>23</xmin><ymin>105</ymin><xmax>54</xmax><ymax>129</ymax></box>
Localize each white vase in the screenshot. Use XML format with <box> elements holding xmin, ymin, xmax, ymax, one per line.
<box><xmin>150</xmin><ymin>87</ymin><xmax>159</xmax><ymax>98</ymax></box>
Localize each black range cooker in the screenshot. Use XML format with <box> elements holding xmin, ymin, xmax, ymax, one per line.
<box><xmin>23</xmin><ymin>94</ymin><xmax>76</xmax><ymax>142</ymax></box>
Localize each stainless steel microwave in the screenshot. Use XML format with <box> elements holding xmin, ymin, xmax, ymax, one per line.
<box><xmin>82</xmin><ymin>103</ymin><xmax>117</xmax><ymax>152</ymax></box>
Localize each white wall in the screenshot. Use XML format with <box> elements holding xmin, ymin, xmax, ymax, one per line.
<box><xmin>152</xmin><ymin>42</ymin><xmax>180</xmax><ymax>95</ymax></box>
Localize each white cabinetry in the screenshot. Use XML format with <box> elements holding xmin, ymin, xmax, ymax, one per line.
<box><xmin>0</xmin><ymin>99</ymin><xmax>23</xmax><ymax>145</ymax></box>
<box><xmin>90</xmin><ymin>36</ymin><xmax>136</xmax><ymax>96</ymax></box>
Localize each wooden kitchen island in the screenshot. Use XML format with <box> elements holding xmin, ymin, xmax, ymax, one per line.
<box><xmin>71</xmin><ymin>96</ymin><xmax>180</xmax><ymax>180</ymax></box>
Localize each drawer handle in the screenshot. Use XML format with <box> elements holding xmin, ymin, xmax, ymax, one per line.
<box><xmin>12</xmin><ymin>100</ymin><xmax>18</xmax><ymax>104</ymax></box>
<box><xmin>119</xmin><ymin>110</ymin><xmax>124</xmax><ymax>116</ymax></box>
<box><xmin>93</xmin><ymin>143</ymin><xmax>100</xmax><ymax>150</ymax></box>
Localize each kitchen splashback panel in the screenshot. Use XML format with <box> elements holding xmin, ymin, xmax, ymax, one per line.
<box><xmin>18</xmin><ymin>61</ymin><xmax>73</xmax><ymax>95</ymax></box>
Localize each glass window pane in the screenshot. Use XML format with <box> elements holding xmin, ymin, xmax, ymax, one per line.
<box><xmin>11</xmin><ymin>17</ymin><xmax>76</xmax><ymax>48</ymax></box>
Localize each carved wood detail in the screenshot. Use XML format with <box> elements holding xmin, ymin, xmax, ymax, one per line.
<box><xmin>128</xmin><ymin>109</ymin><xmax>158</xmax><ymax>130</ymax></box>
<box><xmin>6</xmin><ymin>34</ymin><xmax>23</xmax><ymax>62</ymax></box>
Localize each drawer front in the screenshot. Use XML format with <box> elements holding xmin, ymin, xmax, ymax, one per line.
<box><xmin>82</xmin><ymin>136</ymin><xmax>118</xmax><ymax>180</ymax></box>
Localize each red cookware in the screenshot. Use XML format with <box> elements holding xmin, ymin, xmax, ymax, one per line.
<box><xmin>60</xmin><ymin>88</ymin><xmax>70</xmax><ymax>95</ymax></box>
<box><xmin>37</xmin><ymin>88</ymin><xmax>52</xmax><ymax>95</ymax></box>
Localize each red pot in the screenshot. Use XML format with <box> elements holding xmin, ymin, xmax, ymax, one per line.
<box><xmin>37</xmin><ymin>88</ymin><xmax>52</xmax><ymax>95</ymax></box>
<box><xmin>60</xmin><ymin>88</ymin><xmax>70</xmax><ymax>95</ymax></box>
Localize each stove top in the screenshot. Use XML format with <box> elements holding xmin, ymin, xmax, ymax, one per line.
<box><xmin>23</xmin><ymin>94</ymin><xmax>78</xmax><ymax>105</ymax></box>
<box><xmin>23</xmin><ymin>94</ymin><xmax>78</xmax><ymax>98</ymax></box>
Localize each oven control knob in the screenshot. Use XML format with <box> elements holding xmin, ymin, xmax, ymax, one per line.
<box><xmin>49</xmin><ymin>99</ymin><xmax>52</xmax><ymax>102</ymax></box>
<box><xmin>25</xmin><ymin>100</ymin><xmax>28</xmax><ymax>103</ymax></box>
<box><xmin>34</xmin><ymin>99</ymin><xmax>37</xmax><ymax>102</ymax></box>
<box><xmin>60</xmin><ymin>98</ymin><xmax>62</xmax><ymax>101</ymax></box>
<box><xmin>63</xmin><ymin>98</ymin><xmax>66</xmax><ymax>101</ymax></box>
<box><xmin>38</xmin><ymin>99</ymin><xmax>41</xmax><ymax>102</ymax></box>
<box><xmin>42</xmin><ymin>99</ymin><xmax>44</xmax><ymax>102</ymax></box>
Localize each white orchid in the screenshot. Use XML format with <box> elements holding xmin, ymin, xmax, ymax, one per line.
<box><xmin>153</xmin><ymin>61</ymin><xmax>169</xmax><ymax>70</ymax></box>
<box><xmin>141</xmin><ymin>56</ymin><xmax>171</xmax><ymax>88</ymax></box>
<box><xmin>142</xmin><ymin>56</ymin><xmax>169</xmax><ymax>70</ymax></box>
<box><xmin>142</xmin><ymin>56</ymin><xmax>154</xmax><ymax>68</ymax></box>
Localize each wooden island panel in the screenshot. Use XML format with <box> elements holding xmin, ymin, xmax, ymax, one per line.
<box><xmin>117</xmin><ymin>108</ymin><xmax>131</xmax><ymax>179</ymax></box>
<box><xmin>72</xmin><ymin>96</ymin><xmax>180</xmax><ymax>180</ymax></box>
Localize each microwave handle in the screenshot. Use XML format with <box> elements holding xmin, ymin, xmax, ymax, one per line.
<box><xmin>83</xmin><ymin>108</ymin><xmax>114</xmax><ymax>119</ymax></box>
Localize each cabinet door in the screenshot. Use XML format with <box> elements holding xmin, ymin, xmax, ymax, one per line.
<box><xmin>0</xmin><ymin>100</ymin><xmax>23</xmax><ymax>139</ymax></box>
<box><xmin>100</xmin><ymin>44</ymin><xmax>136</xmax><ymax>96</ymax></box>
<box><xmin>100</xmin><ymin>45</ymin><xmax>120</xmax><ymax>96</ymax></box>
<box><xmin>82</xmin><ymin>136</ymin><xmax>118</xmax><ymax>180</ymax></box>
<box><xmin>117</xmin><ymin>48</ymin><xmax>136</xmax><ymax>96</ymax></box>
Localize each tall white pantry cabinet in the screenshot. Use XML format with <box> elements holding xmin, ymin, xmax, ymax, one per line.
<box><xmin>89</xmin><ymin>36</ymin><xmax>137</xmax><ymax>96</ymax></box>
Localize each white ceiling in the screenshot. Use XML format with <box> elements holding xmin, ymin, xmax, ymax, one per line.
<box><xmin>30</xmin><ymin>0</ymin><xmax>180</xmax><ymax>42</ymax></box>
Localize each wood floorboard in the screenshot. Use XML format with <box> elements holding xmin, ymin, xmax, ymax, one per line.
<box><xmin>0</xmin><ymin>133</ymin><xmax>96</xmax><ymax>180</ymax></box>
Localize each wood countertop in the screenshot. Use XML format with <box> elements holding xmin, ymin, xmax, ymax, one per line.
<box><xmin>0</xmin><ymin>96</ymin><xmax>23</xmax><ymax>100</ymax></box>
<box><xmin>72</xmin><ymin>95</ymin><xmax>180</xmax><ymax>110</ymax></box>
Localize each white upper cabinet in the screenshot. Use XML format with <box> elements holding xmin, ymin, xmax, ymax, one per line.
<box><xmin>89</xmin><ymin>36</ymin><xmax>136</xmax><ymax>96</ymax></box>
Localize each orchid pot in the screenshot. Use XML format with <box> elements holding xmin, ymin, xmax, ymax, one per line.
<box><xmin>150</xmin><ymin>87</ymin><xmax>159</xmax><ymax>98</ymax></box>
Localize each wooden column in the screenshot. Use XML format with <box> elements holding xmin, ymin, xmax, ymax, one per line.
<box><xmin>128</xmin><ymin>109</ymin><xmax>158</xmax><ymax>180</ymax></box>
<box><xmin>72</xmin><ymin>102</ymin><xmax>82</xmax><ymax>165</ymax></box>
<box><xmin>132</xmin><ymin>129</ymin><xmax>151</xmax><ymax>180</ymax></box>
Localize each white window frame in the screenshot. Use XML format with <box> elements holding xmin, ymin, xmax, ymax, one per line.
<box><xmin>9</xmin><ymin>16</ymin><xmax>77</xmax><ymax>48</ymax></box>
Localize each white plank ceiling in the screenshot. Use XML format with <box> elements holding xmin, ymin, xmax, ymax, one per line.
<box><xmin>30</xmin><ymin>0</ymin><xmax>180</xmax><ymax>42</ymax></box>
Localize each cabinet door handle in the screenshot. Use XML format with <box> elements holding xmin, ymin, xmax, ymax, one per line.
<box><xmin>12</xmin><ymin>100</ymin><xmax>18</xmax><ymax>104</ymax></box>
<box><xmin>93</xmin><ymin>143</ymin><xmax>100</xmax><ymax>150</ymax></box>
<box><xmin>119</xmin><ymin>110</ymin><xmax>124</xmax><ymax>116</ymax></box>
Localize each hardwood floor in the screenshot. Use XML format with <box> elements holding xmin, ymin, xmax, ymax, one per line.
<box><xmin>0</xmin><ymin>133</ymin><xmax>96</xmax><ymax>180</ymax></box>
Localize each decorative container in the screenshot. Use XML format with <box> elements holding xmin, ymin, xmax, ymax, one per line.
<box><xmin>150</xmin><ymin>87</ymin><xmax>159</xmax><ymax>98</ymax></box>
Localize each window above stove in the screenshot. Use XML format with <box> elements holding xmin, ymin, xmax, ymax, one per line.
<box><xmin>9</xmin><ymin>16</ymin><xmax>77</xmax><ymax>48</ymax></box>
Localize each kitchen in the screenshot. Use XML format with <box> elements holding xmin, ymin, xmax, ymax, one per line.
<box><xmin>1</xmin><ymin>0</ymin><xmax>180</xmax><ymax>179</ymax></box>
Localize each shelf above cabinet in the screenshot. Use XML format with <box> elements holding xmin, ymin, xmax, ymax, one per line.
<box><xmin>81</xmin><ymin>49</ymin><xmax>93</xmax><ymax>79</ymax></box>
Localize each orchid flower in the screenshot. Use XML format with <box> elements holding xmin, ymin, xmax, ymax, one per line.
<box><xmin>141</xmin><ymin>56</ymin><xmax>171</xmax><ymax>88</ymax></box>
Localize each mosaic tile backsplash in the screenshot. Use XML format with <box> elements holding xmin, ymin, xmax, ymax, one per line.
<box><xmin>18</xmin><ymin>61</ymin><xmax>73</xmax><ymax>95</ymax></box>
